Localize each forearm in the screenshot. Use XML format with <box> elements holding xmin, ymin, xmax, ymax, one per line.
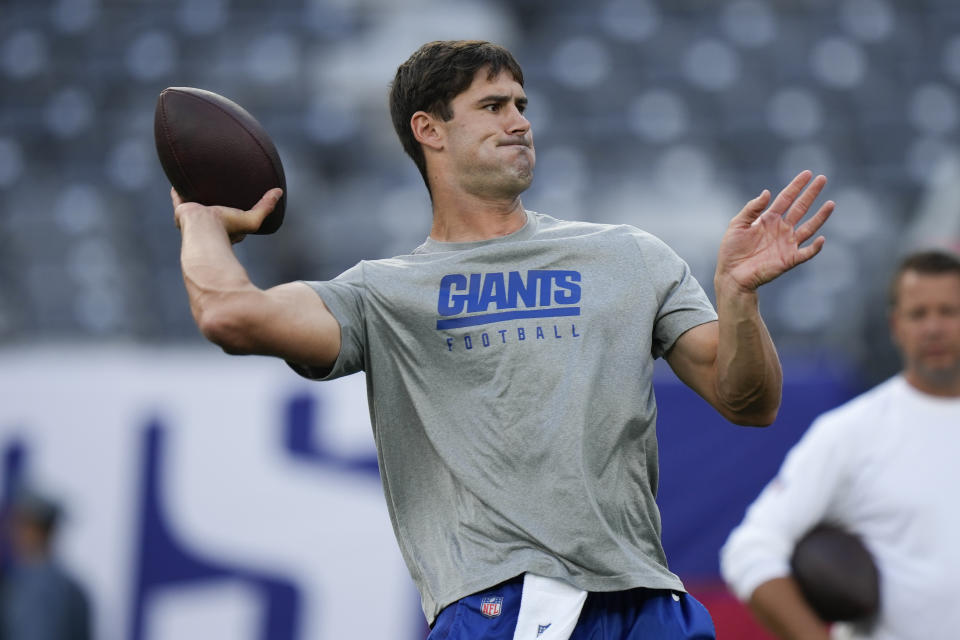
<box><xmin>749</xmin><ymin>577</ymin><xmax>831</xmax><ymax>640</ymax></box>
<box><xmin>178</xmin><ymin>209</ymin><xmax>259</xmax><ymax>341</ymax></box>
<box><xmin>713</xmin><ymin>274</ymin><xmax>783</xmax><ymax>425</ymax></box>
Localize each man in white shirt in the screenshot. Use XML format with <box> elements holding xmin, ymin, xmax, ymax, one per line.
<box><xmin>720</xmin><ymin>249</ymin><xmax>960</xmax><ymax>640</ymax></box>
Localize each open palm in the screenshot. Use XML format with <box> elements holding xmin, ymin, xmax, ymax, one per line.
<box><xmin>718</xmin><ymin>171</ymin><xmax>835</xmax><ymax>292</ymax></box>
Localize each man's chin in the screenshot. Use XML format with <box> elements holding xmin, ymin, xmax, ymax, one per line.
<box><xmin>516</xmin><ymin>168</ymin><xmax>534</xmax><ymax>188</ymax></box>
<box><xmin>465</xmin><ymin>163</ymin><xmax>534</xmax><ymax>199</ymax></box>
<box><xmin>494</xmin><ymin>169</ymin><xmax>534</xmax><ymax>198</ymax></box>
<box><xmin>915</xmin><ymin>360</ymin><xmax>960</xmax><ymax>387</ymax></box>
<box><xmin>508</xmin><ymin>174</ymin><xmax>533</xmax><ymax>197</ymax></box>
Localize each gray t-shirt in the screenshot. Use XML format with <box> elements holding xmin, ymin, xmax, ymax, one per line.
<box><xmin>291</xmin><ymin>211</ymin><xmax>718</xmax><ymax>623</ymax></box>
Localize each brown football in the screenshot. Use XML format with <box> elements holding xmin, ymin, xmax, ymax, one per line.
<box><xmin>154</xmin><ymin>87</ymin><xmax>286</xmax><ymax>234</ymax></box>
<box><xmin>790</xmin><ymin>524</ymin><xmax>880</xmax><ymax>622</ymax></box>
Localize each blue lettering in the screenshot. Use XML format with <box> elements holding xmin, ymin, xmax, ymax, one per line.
<box><xmin>571</xmin><ymin>323</ymin><xmax>580</xmax><ymax>337</ymax></box>
<box><xmin>535</xmin><ymin>271</ymin><xmax>553</xmax><ymax>306</ymax></box>
<box><xmin>464</xmin><ymin>335</ymin><xmax>473</xmax><ymax>350</ymax></box>
<box><xmin>473</xmin><ymin>272</ymin><xmax>508</xmax><ymax>312</ymax></box>
<box><xmin>435</xmin><ymin>269</ymin><xmax>583</xmax><ymax>329</ymax></box>
<box><xmin>554</xmin><ymin>325</ymin><xmax>562</xmax><ymax>338</ymax></box>
<box><xmin>438</xmin><ymin>274</ymin><xmax>469</xmax><ymax>316</ymax></box>
<box><xmin>481</xmin><ymin>332</ymin><xmax>491</xmax><ymax>347</ymax></box>
<box><xmin>553</xmin><ymin>272</ymin><xmax>581</xmax><ymax>304</ymax></box>
<box><xmin>498</xmin><ymin>329</ymin><xmax>508</xmax><ymax>343</ymax></box>
<box><xmin>536</xmin><ymin>327</ymin><xmax>545</xmax><ymax>340</ymax></box>
<box><xmin>518</xmin><ymin>327</ymin><xmax>526</xmax><ymax>341</ymax></box>
<box><xmin>507</xmin><ymin>271</ymin><xmax>538</xmax><ymax>308</ymax></box>
<box><xmin>467</xmin><ymin>274</ymin><xmax>482</xmax><ymax>311</ymax></box>
<box><xmin>446</xmin><ymin>337</ymin><xmax>454</xmax><ymax>351</ymax></box>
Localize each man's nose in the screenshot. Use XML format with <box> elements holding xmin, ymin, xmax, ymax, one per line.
<box><xmin>505</xmin><ymin>106</ymin><xmax>530</xmax><ymax>134</ymax></box>
<box><xmin>921</xmin><ymin>312</ymin><xmax>948</xmax><ymax>336</ymax></box>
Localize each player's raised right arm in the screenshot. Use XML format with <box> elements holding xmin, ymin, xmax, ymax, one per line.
<box><xmin>173</xmin><ymin>188</ymin><xmax>341</xmax><ymax>369</ymax></box>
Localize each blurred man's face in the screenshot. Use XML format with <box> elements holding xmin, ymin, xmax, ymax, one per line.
<box><xmin>10</xmin><ymin>512</ymin><xmax>49</xmax><ymax>560</ymax></box>
<box><xmin>891</xmin><ymin>269</ymin><xmax>960</xmax><ymax>395</ymax></box>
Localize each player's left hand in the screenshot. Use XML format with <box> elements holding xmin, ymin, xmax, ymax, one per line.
<box><xmin>716</xmin><ymin>170</ymin><xmax>834</xmax><ymax>292</ymax></box>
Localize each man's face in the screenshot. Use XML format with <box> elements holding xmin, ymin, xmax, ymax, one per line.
<box><xmin>440</xmin><ymin>68</ymin><xmax>535</xmax><ymax>199</ymax></box>
<box><xmin>890</xmin><ymin>269</ymin><xmax>960</xmax><ymax>394</ymax></box>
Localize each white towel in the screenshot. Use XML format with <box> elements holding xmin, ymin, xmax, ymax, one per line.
<box><xmin>511</xmin><ymin>574</ymin><xmax>588</xmax><ymax>640</ymax></box>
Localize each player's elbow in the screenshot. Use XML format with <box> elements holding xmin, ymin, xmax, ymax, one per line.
<box><xmin>716</xmin><ymin>379</ymin><xmax>781</xmax><ymax>426</ymax></box>
<box><xmin>717</xmin><ymin>394</ymin><xmax>780</xmax><ymax>426</ymax></box>
<box><xmin>727</xmin><ymin>405</ymin><xmax>779</xmax><ymax>427</ymax></box>
<box><xmin>194</xmin><ymin>300</ymin><xmax>260</xmax><ymax>355</ymax></box>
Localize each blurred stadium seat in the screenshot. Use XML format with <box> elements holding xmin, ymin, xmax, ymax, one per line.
<box><xmin>2</xmin><ymin>0</ymin><xmax>959</xmax><ymax>378</ymax></box>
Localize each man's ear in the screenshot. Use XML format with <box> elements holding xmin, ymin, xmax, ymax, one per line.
<box><xmin>411</xmin><ymin>111</ymin><xmax>444</xmax><ymax>150</ymax></box>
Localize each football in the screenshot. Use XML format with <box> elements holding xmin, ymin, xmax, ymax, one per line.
<box><xmin>790</xmin><ymin>524</ymin><xmax>880</xmax><ymax>622</ymax></box>
<box><xmin>154</xmin><ymin>87</ymin><xmax>286</xmax><ymax>235</ymax></box>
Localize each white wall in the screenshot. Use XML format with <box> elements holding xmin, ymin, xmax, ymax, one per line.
<box><xmin>0</xmin><ymin>344</ymin><xmax>423</xmax><ymax>640</ymax></box>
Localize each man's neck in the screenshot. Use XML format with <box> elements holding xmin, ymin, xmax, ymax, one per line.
<box><xmin>428</xmin><ymin>190</ymin><xmax>527</xmax><ymax>243</ymax></box>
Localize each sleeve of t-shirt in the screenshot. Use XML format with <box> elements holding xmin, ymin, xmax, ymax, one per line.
<box><xmin>287</xmin><ymin>262</ymin><xmax>367</xmax><ymax>381</ymax></box>
<box><xmin>719</xmin><ymin>412</ymin><xmax>850</xmax><ymax>601</ymax></box>
<box><xmin>632</xmin><ymin>230</ymin><xmax>718</xmax><ymax>358</ymax></box>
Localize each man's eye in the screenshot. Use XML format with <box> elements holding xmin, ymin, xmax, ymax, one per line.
<box><xmin>485</xmin><ymin>104</ymin><xmax>500</xmax><ymax>112</ymax></box>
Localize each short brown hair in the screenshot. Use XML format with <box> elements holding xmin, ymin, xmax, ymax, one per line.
<box><xmin>888</xmin><ymin>248</ymin><xmax>960</xmax><ymax>307</ymax></box>
<box><xmin>389</xmin><ymin>40</ymin><xmax>524</xmax><ymax>193</ymax></box>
